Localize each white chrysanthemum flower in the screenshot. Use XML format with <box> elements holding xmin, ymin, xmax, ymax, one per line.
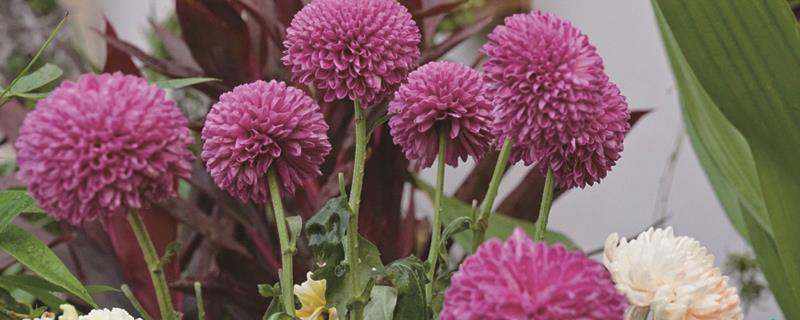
<box><xmin>77</xmin><ymin>308</ymin><xmax>141</xmax><ymax>320</ymax></box>
<box><xmin>603</xmin><ymin>227</ymin><xmax>743</xmax><ymax>320</ymax></box>
<box><xmin>294</xmin><ymin>272</ymin><xmax>337</xmax><ymax>320</ymax></box>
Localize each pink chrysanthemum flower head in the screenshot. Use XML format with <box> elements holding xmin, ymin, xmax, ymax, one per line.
<box><xmin>16</xmin><ymin>72</ymin><xmax>194</xmax><ymax>225</ymax></box>
<box><xmin>201</xmin><ymin>80</ymin><xmax>331</xmax><ymax>203</ymax></box>
<box><xmin>442</xmin><ymin>228</ymin><xmax>626</xmax><ymax>319</ymax></box>
<box><xmin>388</xmin><ymin>61</ymin><xmax>494</xmax><ymax>168</ymax></box>
<box><xmin>481</xmin><ymin>11</ymin><xmax>630</xmax><ymax>188</ymax></box>
<box><xmin>282</xmin><ymin>0</ymin><xmax>421</xmax><ymax>107</ymax></box>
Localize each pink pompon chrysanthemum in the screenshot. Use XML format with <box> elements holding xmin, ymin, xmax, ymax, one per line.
<box><xmin>441</xmin><ymin>228</ymin><xmax>626</xmax><ymax>320</ymax></box>
<box><xmin>283</xmin><ymin>0</ymin><xmax>421</xmax><ymax>107</ymax></box>
<box><xmin>16</xmin><ymin>72</ymin><xmax>194</xmax><ymax>225</ymax></box>
<box><xmin>481</xmin><ymin>11</ymin><xmax>630</xmax><ymax>188</ymax></box>
<box><xmin>201</xmin><ymin>80</ymin><xmax>331</xmax><ymax>203</ymax></box>
<box><xmin>388</xmin><ymin>61</ymin><xmax>494</xmax><ymax>168</ymax></box>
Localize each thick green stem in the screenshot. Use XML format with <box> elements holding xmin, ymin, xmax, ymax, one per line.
<box><xmin>128</xmin><ymin>210</ymin><xmax>175</xmax><ymax>320</ymax></box>
<box><xmin>472</xmin><ymin>138</ymin><xmax>513</xmax><ymax>252</ymax></box>
<box><xmin>347</xmin><ymin>100</ymin><xmax>367</xmax><ymax>320</ymax></box>
<box><xmin>425</xmin><ymin>128</ymin><xmax>448</xmax><ymax>305</ymax></box>
<box><xmin>267</xmin><ymin>169</ymin><xmax>295</xmax><ymax>317</ymax></box>
<box><xmin>533</xmin><ymin>169</ymin><xmax>555</xmax><ymax>241</ymax></box>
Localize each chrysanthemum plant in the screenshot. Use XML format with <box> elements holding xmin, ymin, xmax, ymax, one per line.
<box><xmin>1</xmin><ymin>0</ymin><xmax>771</xmax><ymax>319</ymax></box>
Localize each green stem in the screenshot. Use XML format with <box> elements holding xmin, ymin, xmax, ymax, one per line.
<box><xmin>267</xmin><ymin>169</ymin><xmax>295</xmax><ymax>317</ymax></box>
<box><xmin>472</xmin><ymin>138</ymin><xmax>513</xmax><ymax>252</ymax></box>
<box><xmin>128</xmin><ymin>210</ymin><xmax>175</xmax><ymax>320</ymax></box>
<box><xmin>347</xmin><ymin>100</ymin><xmax>366</xmax><ymax>320</ymax></box>
<box><xmin>194</xmin><ymin>282</ymin><xmax>205</xmax><ymax>320</ymax></box>
<box><xmin>425</xmin><ymin>128</ymin><xmax>448</xmax><ymax>305</ymax></box>
<box><xmin>533</xmin><ymin>169</ymin><xmax>555</xmax><ymax>241</ymax></box>
<box><xmin>121</xmin><ymin>284</ymin><xmax>153</xmax><ymax>320</ymax></box>
<box><xmin>0</xmin><ymin>13</ymin><xmax>67</xmax><ymax>107</ymax></box>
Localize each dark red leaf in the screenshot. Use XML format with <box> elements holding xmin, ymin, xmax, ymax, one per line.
<box><xmin>158</xmin><ymin>198</ymin><xmax>253</xmax><ymax>259</ymax></box>
<box><xmin>420</xmin><ymin>16</ymin><xmax>492</xmax><ymax>64</ymax></box>
<box><xmin>148</xmin><ymin>19</ymin><xmax>201</xmax><ymax>70</ymax></box>
<box><xmin>102</xmin><ymin>20</ymin><xmax>141</xmax><ymax>76</ymax></box>
<box><xmin>176</xmin><ymin>0</ymin><xmax>257</xmax><ymax>85</ymax></box>
<box><xmin>104</xmin><ymin>207</ymin><xmax>183</xmax><ymax>316</ymax></box>
<box><xmin>262</xmin><ymin>0</ymin><xmax>303</xmax><ymax>28</ymax></box>
<box><xmin>359</xmin><ymin>127</ymin><xmax>412</xmax><ymax>262</ymax></box>
<box><xmin>98</xmin><ymin>31</ymin><xmax>199</xmax><ymax>78</ymax></box>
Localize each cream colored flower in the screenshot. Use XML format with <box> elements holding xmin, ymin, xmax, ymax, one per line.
<box><xmin>294</xmin><ymin>272</ymin><xmax>337</xmax><ymax>320</ymax></box>
<box><xmin>603</xmin><ymin>227</ymin><xmax>743</xmax><ymax>320</ymax></box>
<box><xmin>58</xmin><ymin>304</ymin><xmax>78</xmax><ymax>320</ymax></box>
<box><xmin>77</xmin><ymin>308</ymin><xmax>140</xmax><ymax>320</ymax></box>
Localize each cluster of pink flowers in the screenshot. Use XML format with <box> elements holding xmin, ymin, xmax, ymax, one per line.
<box><xmin>14</xmin><ymin>1</ymin><xmax>643</xmax><ymax>318</ymax></box>
<box><xmin>482</xmin><ymin>11</ymin><xmax>630</xmax><ymax>188</ymax></box>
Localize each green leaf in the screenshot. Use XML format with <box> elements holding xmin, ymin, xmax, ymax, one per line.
<box><xmin>257</xmin><ymin>283</ymin><xmax>281</xmax><ymax>298</ymax></box>
<box><xmin>743</xmin><ymin>206</ymin><xmax>800</xmax><ymax>318</ymax></box>
<box><xmin>153</xmin><ymin>77</ymin><xmax>219</xmax><ymax>89</ymax></box>
<box><xmin>324</xmin><ymin>237</ymin><xmax>383</xmax><ymax>318</ymax></box>
<box><xmin>85</xmin><ymin>285</ymin><xmax>120</xmax><ymax>293</ymax></box>
<box><xmin>0</xmin><ymin>14</ymin><xmax>66</xmax><ymax>107</ymax></box>
<box><xmin>305</xmin><ymin>196</ymin><xmax>350</xmax><ymax>278</ymax></box>
<box><xmin>286</xmin><ymin>216</ymin><xmax>302</xmax><ymax>251</ymax></box>
<box><xmin>0</xmin><ymin>287</ymin><xmax>31</xmax><ymax>319</ymax></box>
<box><xmin>9</xmin><ymin>92</ymin><xmax>48</xmax><ymax>101</ymax></box>
<box><xmin>0</xmin><ymin>275</ymin><xmax>66</xmax><ymax>310</ymax></box>
<box><xmin>654</xmin><ymin>0</ymin><xmax>800</xmax><ymax>313</ymax></box>
<box><xmin>0</xmin><ymin>225</ymin><xmax>95</xmax><ymax>307</ymax></box>
<box><xmin>0</xmin><ymin>191</ymin><xmax>42</xmax><ymax>232</ymax></box>
<box><xmin>414</xmin><ymin>178</ymin><xmax>579</xmax><ymax>250</ymax></box>
<box><xmin>363</xmin><ymin>286</ymin><xmax>397</xmax><ymax>320</ymax></box>
<box><xmin>378</xmin><ymin>256</ymin><xmax>428</xmax><ymax>320</ymax></box>
<box><xmin>7</xmin><ymin>64</ymin><xmax>62</xmax><ymax>94</ymax></box>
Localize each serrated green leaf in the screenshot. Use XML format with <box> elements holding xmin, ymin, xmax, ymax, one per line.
<box><xmin>414</xmin><ymin>178</ymin><xmax>579</xmax><ymax>250</ymax></box>
<box><xmin>324</xmin><ymin>237</ymin><xmax>382</xmax><ymax>319</ymax></box>
<box><xmin>0</xmin><ymin>225</ymin><xmax>95</xmax><ymax>307</ymax></box>
<box><xmin>363</xmin><ymin>286</ymin><xmax>397</xmax><ymax>320</ymax></box>
<box><xmin>379</xmin><ymin>256</ymin><xmax>427</xmax><ymax>320</ymax></box>
<box><xmin>0</xmin><ymin>191</ymin><xmax>42</xmax><ymax>232</ymax></box>
<box><xmin>7</xmin><ymin>64</ymin><xmax>62</xmax><ymax>94</ymax></box>
<box><xmin>305</xmin><ymin>196</ymin><xmax>350</xmax><ymax>278</ymax></box>
<box><xmin>154</xmin><ymin>77</ymin><xmax>219</xmax><ymax>89</ymax></box>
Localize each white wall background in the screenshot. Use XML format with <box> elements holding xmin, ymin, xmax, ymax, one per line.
<box><xmin>80</xmin><ymin>0</ymin><xmax>782</xmax><ymax>318</ymax></box>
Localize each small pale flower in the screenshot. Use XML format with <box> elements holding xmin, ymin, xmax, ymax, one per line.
<box><xmin>603</xmin><ymin>227</ymin><xmax>743</xmax><ymax>320</ymax></box>
<box><xmin>77</xmin><ymin>308</ymin><xmax>141</xmax><ymax>320</ymax></box>
<box><xmin>295</xmin><ymin>272</ymin><xmax>337</xmax><ymax>320</ymax></box>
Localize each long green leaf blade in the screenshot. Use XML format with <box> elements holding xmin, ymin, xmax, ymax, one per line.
<box><xmin>0</xmin><ymin>191</ymin><xmax>42</xmax><ymax>232</ymax></box>
<box><xmin>654</xmin><ymin>0</ymin><xmax>800</xmax><ymax>312</ymax></box>
<box><xmin>0</xmin><ymin>225</ymin><xmax>95</xmax><ymax>307</ymax></box>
